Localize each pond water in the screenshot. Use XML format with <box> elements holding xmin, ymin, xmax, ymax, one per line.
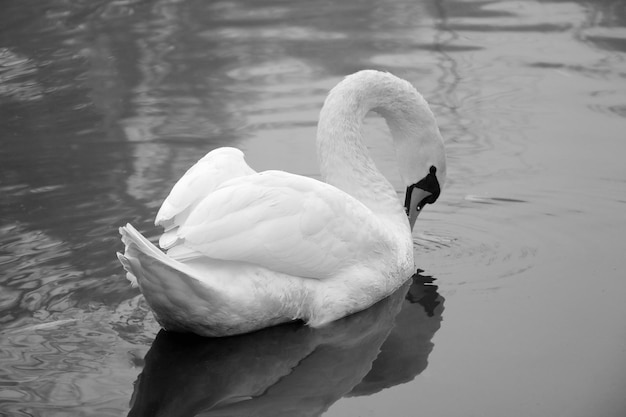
<box><xmin>1</xmin><ymin>0</ymin><xmax>625</xmax><ymax>416</ymax></box>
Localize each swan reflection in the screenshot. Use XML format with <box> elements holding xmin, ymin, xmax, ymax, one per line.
<box><xmin>128</xmin><ymin>271</ymin><xmax>443</xmax><ymax>417</ymax></box>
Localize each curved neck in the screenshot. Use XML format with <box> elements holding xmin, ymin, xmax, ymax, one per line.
<box><xmin>316</xmin><ymin>71</ymin><xmax>443</xmax><ymax>220</ymax></box>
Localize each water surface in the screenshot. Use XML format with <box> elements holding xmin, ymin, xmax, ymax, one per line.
<box><xmin>1</xmin><ymin>0</ymin><xmax>625</xmax><ymax>416</ymax></box>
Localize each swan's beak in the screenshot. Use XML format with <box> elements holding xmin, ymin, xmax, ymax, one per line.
<box><xmin>405</xmin><ymin>187</ymin><xmax>432</xmax><ymax>231</ymax></box>
<box><xmin>405</xmin><ymin>166</ymin><xmax>441</xmax><ymax>231</ymax></box>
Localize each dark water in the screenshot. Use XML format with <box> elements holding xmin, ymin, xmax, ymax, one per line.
<box><xmin>1</xmin><ymin>0</ymin><xmax>625</xmax><ymax>416</ymax></box>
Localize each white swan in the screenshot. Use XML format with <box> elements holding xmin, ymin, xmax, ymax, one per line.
<box><xmin>118</xmin><ymin>70</ymin><xmax>446</xmax><ymax>337</ymax></box>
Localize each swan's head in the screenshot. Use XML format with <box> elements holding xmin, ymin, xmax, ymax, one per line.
<box><xmin>316</xmin><ymin>69</ymin><xmax>447</xmax><ymax>231</ymax></box>
<box><xmin>404</xmin><ymin>164</ymin><xmax>443</xmax><ymax>230</ymax></box>
<box><xmin>360</xmin><ymin>73</ymin><xmax>447</xmax><ymax>231</ymax></box>
<box><xmin>395</xmin><ymin>109</ymin><xmax>446</xmax><ymax>231</ymax></box>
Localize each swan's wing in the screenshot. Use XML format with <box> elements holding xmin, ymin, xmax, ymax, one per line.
<box><xmin>155</xmin><ymin>147</ymin><xmax>255</xmax><ymax>248</ymax></box>
<box><xmin>173</xmin><ymin>171</ymin><xmax>392</xmax><ymax>280</ymax></box>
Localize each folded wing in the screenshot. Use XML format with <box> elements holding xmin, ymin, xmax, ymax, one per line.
<box><xmin>155</xmin><ymin>147</ymin><xmax>255</xmax><ymax>249</ymax></box>
<box><xmin>170</xmin><ymin>171</ymin><xmax>392</xmax><ymax>280</ymax></box>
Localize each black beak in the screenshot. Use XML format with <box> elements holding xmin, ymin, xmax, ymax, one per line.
<box><xmin>404</xmin><ymin>166</ymin><xmax>440</xmax><ymax>230</ymax></box>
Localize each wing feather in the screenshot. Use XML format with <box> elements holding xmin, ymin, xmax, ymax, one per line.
<box><xmin>175</xmin><ymin>171</ymin><xmax>391</xmax><ymax>279</ymax></box>
<box><xmin>155</xmin><ymin>147</ymin><xmax>255</xmax><ymax>248</ymax></box>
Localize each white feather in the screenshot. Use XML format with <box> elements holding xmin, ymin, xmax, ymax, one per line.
<box><xmin>174</xmin><ymin>170</ymin><xmax>391</xmax><ymax>279</ymax></box>
<box><xmin>155</xmin><ymin>147</ymin><xmax>255</xmax><ymax>249</ymax></box>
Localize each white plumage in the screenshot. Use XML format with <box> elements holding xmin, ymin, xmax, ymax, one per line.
<box><xmin>118</xmin><ymin>70</ymin><xmax>446</xmax><ymax>336</ymax></box>
<box><xmin>155</xmin><ymin>147</ymin><xmax>255</xmax><ymax>249</ymax></box>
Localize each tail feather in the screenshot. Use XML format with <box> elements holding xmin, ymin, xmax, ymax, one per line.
<box><xmin>118</xmin><ymin>223</ymin><xmax>224</xmax><ymax>293</ymax></box>
<box><xmin>117</xmin><ymin>223</ymin><xmax>261</xmax><ymax>336</ymax></box>
<box><xmin>119</xmin><ymin>224</ymin><xmax>181</xmax><ymax>287</ymax></box>
<box><xmin>116</xmin><ymin>251</ymin><xmax>138</xmax><ymax>287</ymax></box>
<box><xmin>118</xmin><ymin>223</ymin><xmax>166</xmax><ymax>288</ymax></box>
<box><xmin>120</xmin><ymin>223</ymin><xmax>166</xmax><ymax>259</ymax></box>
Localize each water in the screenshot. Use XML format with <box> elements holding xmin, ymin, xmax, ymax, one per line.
<box><xmin>1</xmin><ymin>0</ymin><xmax>625</xmax><ymax>415</ymax></box>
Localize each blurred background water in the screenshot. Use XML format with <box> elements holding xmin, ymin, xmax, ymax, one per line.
<box><xmin>1</xmin><ymin>0</ymin><xmax>625</xmax><ymax>416</ymax></box>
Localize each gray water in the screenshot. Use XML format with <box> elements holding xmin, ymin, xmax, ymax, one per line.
<box><xmin>1</xmin><ymin>0</ymin><xmax>625</xmax><ymax>416</ymax></box>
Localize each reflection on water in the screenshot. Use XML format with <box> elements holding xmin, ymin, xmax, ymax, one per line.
<box><xmin>1</xmin><ymin>0</ymin><xmax>626</xmax><ymax>415</ymax></box>
<box><xmin>128</xmin><ymin>273</ymin><xmax>443</xmax><ymax>417</ymax></box>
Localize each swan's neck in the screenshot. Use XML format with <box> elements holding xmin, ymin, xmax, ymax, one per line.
<box><xmin>316</xmin><ymin>71</ymin><xmax>443</xmax><ymax>227</ymax></box>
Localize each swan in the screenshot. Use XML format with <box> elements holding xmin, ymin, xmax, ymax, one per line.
<box><xmin>117</xmin><ymin>70</ymin><xmax>446</xmax><ymax>337</ymax></box>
